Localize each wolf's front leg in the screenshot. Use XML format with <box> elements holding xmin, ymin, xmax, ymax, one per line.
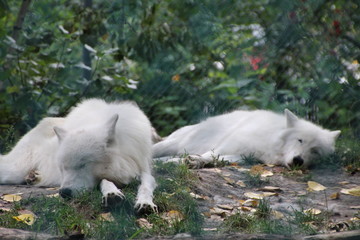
<box><xmin>100</xmin><ymin>179</ymin><xmax>125</xmax><ymax>207</ymax></box>
<box><xmin>135</xmin><ymin>172</ymin><xmax>157</xmax><ymax>213</ymax></box>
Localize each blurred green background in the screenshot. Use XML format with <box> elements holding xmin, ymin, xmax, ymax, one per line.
<box><xmin>1</xmin><ymin>0</ymin><xmax>359</xmax><ymax>150</ymax></box>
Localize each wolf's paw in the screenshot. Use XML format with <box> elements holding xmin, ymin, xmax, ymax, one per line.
<box><xmin>102</xmin><ymin>189</ymin><xmax>125</xmax><ymax>207</ymax></box>
<box><xmin>183</xmin><ymin>155</ymin><xmax>206</xmax><ymax>169</ymax></box>
<box><xmin>25</xmin><ymin>170</ymin><xmax>40</xmax><ymax>185</ymax></box>
<box><xmin>135</xmin><ymin>198</ymin><xmax>158</xmax><ymax>215</ymax></box>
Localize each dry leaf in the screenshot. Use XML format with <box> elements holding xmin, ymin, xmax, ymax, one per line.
<box><xmin>340</xmin><ymin>186</ymin><xmax>360</xmax><ymax>196</ymax></box>
<box><xmin>330</xmin><ymin>192</ymin><xmax>340</xmax><ymax>200</ymax></box>
<box><xmin>304</xmin><ymin>208</ymin><xmax>321</xmax><ymax>215</ymax></box>
<box><xmin>261</xmin><ymin>170</ymin><xmax>273</xmax><ymax>177</ymax></box>
<box><xmin>1</xmin><ymin>194</ymin><xmax>22</xmax><ymax>202</ymax></box>
<box><xmin>271</xmin><ymin>210</ymin><xmax>284</xmax><ymax>219</ymax></box>
<box><xmin>161</xmin><ymin>210</ymin><xmax>184</xmax><ymax>223</ymax></box>
<box><xmin>13</xmin><ymin>213</ymin><xmax>36</xmax><ymax>225</ymax></box>
<box><xmin>244</xmin><ymin>192</ymin><xmax>264</xmax><ymax>199</ymax></box>
<box><xmin>250</xmin><ymin>165</ymin><xmax>265</xmax><ymax>175</ymax></box>
<box><xmin>236</xmin><ymin>180</ymin><xmax>246</xmax><ymax>187</ymax></box>
<box><xmin>46</xmin><ymin>193</ymin><xmax>60</xmax><ymax>198</ymax></box>
<box><xmin>307</xmin><ymin>181</ymin><xmax>327</xmax><ymax>192</ymax></box>
<box><xmin>350</xmin><ymin>206</ymin><xmax>360</xmax><ymax>209</ymax></box>
<box><xmin>0</xmin><ymin>207</ymin><xmax>11</xmax><ymax>212</ymax></box>
<box><xmin>262</xmin><ymin>192</ymin><xmax>278</xmax><ymax>197</ymax></box>
<box><xmin>190</xmin><ymin>192</ymin><xmax>209</xmax><ymax>200</ymax></box>
<box><xmin>241</xmin><ymin>199</ymin><xmax>259</xmax><ymax>207</ymax></box>
<box><xmin>258</xmin><ymin>186</ymin><xmax>282</xmax><ymax>192</ymax></box>
<box><xmin>338</xmin><ymin>181</ymin><xmax>350</xmax><ymax>185</ymax></box>
<box><xmin>98</xmin><ymin>212</ymin><xmax>115</xmax><ymax>222</ymax></box>
<box><xmin>217</xmin><ymin>204</ymin><xmax>234</xmax><ymax>210</ymax></box>
<box><xmin>223</xmin><ymin>177</ymin><xmax>235</xmax><ymax>185</ymax></box>
<box><xmin>136</xmin><ymin>218</ymin><xmax>153</xmax><ymax>229</ymax></box>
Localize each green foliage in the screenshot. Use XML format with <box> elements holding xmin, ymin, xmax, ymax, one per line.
<box><xmin>0</xmin><ymin>0</ymin><xmax>359</xmax><ymax>139</ymax></box>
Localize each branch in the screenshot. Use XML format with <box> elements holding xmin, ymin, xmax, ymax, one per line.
<box><xmin>11</xmin><ymin>0</ymin><xmax>32</xmax><ymax>44</ymax></box>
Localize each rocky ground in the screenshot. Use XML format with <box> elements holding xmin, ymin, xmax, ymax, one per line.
<box><xmin>0</xmin><ymin>163</ymin><xmax>360</xmax><ymax>239</ymax></box>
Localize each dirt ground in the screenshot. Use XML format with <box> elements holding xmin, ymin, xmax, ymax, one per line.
<box><xmin>0</xmin><ymin>164</ymin><xmax>360</xmax><ymax>239</ymax></box>
<box><xmin>191</xmin><ymin>164</ymin><xmax>360</xmax><ymax>233</ymax></box>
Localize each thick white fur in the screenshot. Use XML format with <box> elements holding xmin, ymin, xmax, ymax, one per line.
<box><xmin>153</xmin><ymin>109</ymin><xmax>341</xmax><ymax>168</ymax></box>
<box><xmin>0</xmin><ymin>99</ymin><xmax>156</xmax><ymax>211</ymax></box>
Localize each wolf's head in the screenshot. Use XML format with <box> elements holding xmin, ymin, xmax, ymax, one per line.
<box><xmin>280</xmin><ymin>109</ymin><xmax>340</xmax><ymax>168</ymax></box>
<box><xmin>54</xmin><ymin>114</ymin><xmax>119</xmax><ymax>198</ymax></box>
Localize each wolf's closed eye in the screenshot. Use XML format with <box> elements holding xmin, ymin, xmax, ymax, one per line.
<box><xmin>298</xmin><ymin>139</ymin><xmax>303</xmax><ymax>143</ymax></box>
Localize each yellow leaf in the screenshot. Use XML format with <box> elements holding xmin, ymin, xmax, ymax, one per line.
<box><xmin>217</xmin><ymin>204</ymin><xmax>234</xmax><ymax>210</ymax></box>
<box><xmin>1</xmin><ymin>194</ymin><xmax>22</xmax><ymax>202</ymax></box>
<box><xmin>136</xmin><ymin>218</ymin><xmax>153</xmax><ymax>229</ymax></box>
<box><xmin>250</xmin><ymin>165</ymin><xmax>264</xmax><ymax>175</ymax></box>
<box><xmin>304</xmin><ymin>208</ymin><xmax>321</xmax><ymax>215</ymax></box>
<box><xmin>330</xmin><ymin>192</ymin><xmax>340</xmax><ymax>200</ymax></box>
<box><xmin>307</xmin><ymin>181</ymin><xmax>327</xmax><ymax>192</ymax></box>
<box><xmin>13</xmin><ymin>213</ymin><xmax>36</xmax><ymax>225</ymax></box>
<box><xmin>161</xmin><ymin>210</ymin><xmax>184</xmax><ymax>223</ymax></box>
<box><xmin>236</xmin><ymin>180</ymin><xmax>246</xmax><ymax>187</ymax></box>
<box><xmin>98</xmin><ymin>212</ymin><xmax>115</xmax><ymax>222</ymax></box>
<box><xmin>244</xmin><ymin>192</ymin><xmax>264</xmax><ymax>199</ymax></box>
<box><xmin>341</xmin><ymin>186</ymin><xmax>360</xmax><ymax>196</ymax></box>
<box><xmin>171</xmin><ymin>74</ymin><xmax>180</xmax><ymax>82</ymax></box>
<box><xmin>352</xmin><ymin>60</ymin><xmax>359</xmax><ymax>65</ymax></box>
<box><xmin>261</xmin><ymin>170</ymin><xmax>273</xmax><ymax>177</ymax></box>
<box><xmin>241</xmin><ymin>199</ymin><xmax>259</xmax><ymax>207</ymax></box>
<box><xmin>272</xmin><ymin>210</ymin><xmax>284</xmax><ymax>219</ymax></box>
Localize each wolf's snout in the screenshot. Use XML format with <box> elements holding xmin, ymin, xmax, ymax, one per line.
<box><xmin>59</xmin><ymin>188</ymin><xmax>72</xmax><ymax>199</ymax></box>
<box><xmin>293</xmin><ymin>156</ymin><xmax>304</xmax><ymax>166</ymax></box>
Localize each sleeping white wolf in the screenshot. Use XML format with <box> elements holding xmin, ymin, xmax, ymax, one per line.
<box><xmin>0</xmin><ymin>99</ymin><xmax>157</xmax><ymax>211</ymax></box>
<box><xmin>153</xmin><ymin>109</ymin><xmax>341</xmax><ymax>169</ymax></box>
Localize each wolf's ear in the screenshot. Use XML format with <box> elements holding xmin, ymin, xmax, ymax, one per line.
<box><xmin>330</xmin><ymin>130</ymin><xmax>341</xmax><ymax>139</ymax></box>
<box><xmin>105</xmin><ymin>114</ymin><xmax>119</xmax><ymax>146</ymax></box>
<box><xmin>285</xmin><ymin>109</ymin><xmax>298</xmax><ymax>128</ymax></box>
<box><xmin>54</xmin><ymin>127</ymin><xmax>67</xmax><ymax>142</ymax></box>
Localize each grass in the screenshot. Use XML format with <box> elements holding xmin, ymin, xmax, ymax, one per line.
<box><xmin>0</xmin><ymin>161</ymin><xmax>203</xmax><ymax>239</ymax></box>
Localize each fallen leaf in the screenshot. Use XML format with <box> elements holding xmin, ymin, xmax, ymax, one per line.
<box><xmin>46</xmin><ymin>193</ymin><xmax>60</xmax><ymax>198</ymax></box>
<box><xmin>338</xmin><ymin>181</ymin><xmax>350</xmax><ymax>185</ymax></box>
<box><xmin>330</xmin><ymin>192</ymin><xmax>340</xmax><ymax>200</ymax></box>
<box><xmin>0</xmin><ymin>207</ymin><xmax>11</xmax><ymax>212</ymax></box>
<box><xmin>307</xmin><ymin>181</ymin><xmax>327</xmax><ymax>192</ymax></box>
<box><xmin>13</xmin><ymin>213</ymin><xmax>36</xmax><ymax>225</ymax></box>
<box><xmin>1</xmin><ymin>194</ymin><xmax>22</xmax><ymax>202</ymax></box>
<box><xmin>304</xmin><ymin>208</ymin><xmax>321</xmax><ymax>215</ymax></box>
<box><xmin>217</xmin><ymin>204</ymin><xmax>234</xmax><ymax>210</ymax></box>
<box><xmin>261</xmin><ymin>170</ymin><xmax>273</xmax><ymax>177</ymax></box>
<box><xmin>210</xmin><ymin>207</ymin><xmax>231</xmax><ymax>218</ymax></box>
<box><xmin>262</xmin><ymin>192</ymin><xmax>278</xmax><ymax>197</ymax></box>
<box><xmin>271</xmin><ymin>210</ymin><xmax>284</xmax><ymax>219</ymax></box>
<box><xmin>161</xmin><ymin>210</ymin><xmax>184</xmax><ymax>223</ymax></box>
<box><xmin>244</xmin><ymin>192</ymin><xmax>264</xmax><ymax>200</ymax></box>
<box><xmin>223</xmin><ymin>177</ymin><xmax>235</xmax><ymax>185</ymax></box>
<box><xmin>236</xmin><ymin>180</ymin><xmax>246</xmax><ymax>187</ymax></box>
<box><xmin>98</xmin><ymin>212</ymin><xmax>115</xmax><ymax>222</ymax></box>
<box><xmin>340</xmin><ymin>186</ymin><xmax>360</xmax><ymax>196</ymax></box>
<box><xmin>190</xmin><ymin>192</ymin><xmax>209</xmax><ymax>200</ymax></box>
<box><xmin>350</xmin><ymin>206</ymin><xmax>360</xmax><ymax>209</ymax></box>
<box><xmin>136</xmin><ymin>218</ymin><xmax>153</xmax><ymax>229</ymax></box>
<box><xmin>250</xmin><ymin>165</ymin><xmax>265</xmax><ymax>175</ymax></box>
<box><xmin>258</xmin><ymin>186</ymin><xmax>282</xmax><ymax>192</ymax></box>
<box><xmin>241</xmin><ymin>199</ymin><xmax>259</xmax><ymax>207</ymax></box>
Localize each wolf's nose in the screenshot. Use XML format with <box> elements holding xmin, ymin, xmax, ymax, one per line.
<box><xmin>59</xmin><ymin>188</ymin><xmax>72</xmax><ymax>199</ymax></box>
<box><xmin>293</xmin><ymin>156</ymin><xmax>304</xmax><ymax>166</ymax></box>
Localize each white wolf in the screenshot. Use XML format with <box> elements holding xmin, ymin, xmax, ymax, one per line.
<box><xmin>0</xmin><ymin>99</ymin><xmax>156</xmax><ymax>211</ymax></box>
<box><xmin>153</xmin><ymin>109</ymin><xmax>341</xmax><ymax>168</ymax></box>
